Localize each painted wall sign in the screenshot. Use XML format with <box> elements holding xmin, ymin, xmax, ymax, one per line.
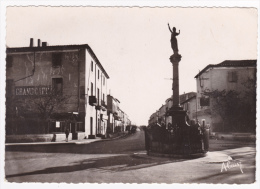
<box><xmin>15</xmin><ymin>86</ymin><xmax>51</xmax><ymax>96</ymax></box>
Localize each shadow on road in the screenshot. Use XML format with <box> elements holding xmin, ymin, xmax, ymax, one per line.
<box><xmin>5</xmin><ymin>153</ymin><xmax>197</xmax><ymax>182</ymax></box>
<box><xmin>5</xmin><ymin>132</ymin><xmax>146</xmax><ymax>154</ymax></box>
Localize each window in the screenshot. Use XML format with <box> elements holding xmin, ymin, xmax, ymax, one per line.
<box><xmin>197</xmin><ymin>98</ymin><xmax>201</xmax><ymax>110</ymax></box>
<box><xmin>98</xmin><ymin>70</ymin><xmax>100</xmax><ymax>79</ymax></box>
<box><xmin>90</xmin><ymin>117</ymin><xmax>93</xmax><ymax>135</ymax></box>
<box><xmin>91</xmin><ymin>82</ymin><xmax>93</xmax><ymax>96</ymax></box>
<box><xmin>6</xmin><ymin>55</ymin><xmax>13</xmax><ymax>68</ymax></box>
<box><xmin>200</xmin><ymin>97</ymin><xmax>210</xmax><ymax>106</ymax></box>
<box><xmin>103</xmin><ymin>93</ymin><xmax>105</xmax><ymax>102</ymax></box>
<box><xmin>103</xmin><ymin>77</ymin><xmax>105</xmax><ymax>86</ymax></box>
<box><xmin>52</xmin><ymin>53</ymin><xmax>62</xmax><ymax>67</ymax></box>
<box><xmin>52</xmin><ymin>78</ymin><xmax>63</xmax><ymax>94</ymax></box>
<box><xmin>91</xmin><ymin>61</ymin><xmax>93</xmax><ymax>72</ymax></box>
<box><xmin>228</xmin><ymin>71</ymin><xmax>238</xmax><ymax>83</ymax></box>
<box><xmin>97</xmin><ymin>88</ymin><xmax>100</xmax><ymax>103</ymax></box>
<box><xmin>98</xmin><ymin>118</ymin><xmax>100</xmax><ymax>133</ymax></box>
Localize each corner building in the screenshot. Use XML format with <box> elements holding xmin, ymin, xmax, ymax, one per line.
<box><xmin>6</xmin><ymin>40</ymin><xmax>109</xmax><ymax>139</ymax></box>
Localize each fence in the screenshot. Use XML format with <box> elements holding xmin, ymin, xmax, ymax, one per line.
<box><xmin>144</xmin><ymin>124</ymin><xmax>209</xmax><ymax>156</ymax></box>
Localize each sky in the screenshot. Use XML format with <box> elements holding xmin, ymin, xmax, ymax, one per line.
<box><xmin>6</xmin><ymin>7</ymin><xmax>258</xmax><ymax>126</ymax></box>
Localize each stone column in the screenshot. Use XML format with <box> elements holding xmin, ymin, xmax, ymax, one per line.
<box><xmin>170</xmin><ymin>54</ymin><xmax>182</xmax><ymax>109</ymax></box>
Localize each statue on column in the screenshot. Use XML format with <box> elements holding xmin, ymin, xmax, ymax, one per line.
<box><xmin>168</xmin><ymin>23</ymin><xmax>180</xmax><ymax>55</ymax></box>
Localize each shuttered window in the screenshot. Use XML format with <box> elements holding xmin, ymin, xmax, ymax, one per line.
<box><xmin>52</xmin><ymin>53</ymin><xmax>62</xmax><ymax>67</ymax></box>
<box><xmin>228</xmin><ymin>71</ymin><xmax>238</xmax><ymax>83</ymax></box>
<box><xmin>52</xmin><ymin>78</ymin><xmax>63</xmax><ymax>94</ymax></box>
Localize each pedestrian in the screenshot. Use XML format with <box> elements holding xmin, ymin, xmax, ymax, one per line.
<box><xmin>65</xmin><ymin>127</ymin><xmax>70</xmax><ymax>142</ymax></box>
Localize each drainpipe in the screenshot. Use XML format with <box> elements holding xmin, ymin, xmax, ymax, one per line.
<box><xmin>77</xmin><ymin>50</ymin><xmax>80</xmax><ymax>113</ymax></box>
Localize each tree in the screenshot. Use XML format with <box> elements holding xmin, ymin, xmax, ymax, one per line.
<box><xmin>202</xmin><ymin>81</ymin><xmax>256</xmax><ymax>133</ymax></box>
<box><xmin>202</xmin><ymin>89</ymin><xmax>241</xmax><ymax>132</ymax></box>
<box><xmin>26</xmin><ymin>89</ymin><xmax>71</xmax><ymax>120</ymax></box>
<box><xmin>7</xmin><ymin>88</ymin><xmax>71</xmax><ymax>134</ymax></box>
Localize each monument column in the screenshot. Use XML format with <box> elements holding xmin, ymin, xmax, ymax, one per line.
<box><xmin>170</xmin><ymin>54</ymin><xmax>182</xmax><ymax>108</ymax></box>
<box><xmin>168</xmin><ymin>53</ymin><xmax>187</xmax><ymax>127</ymax></box>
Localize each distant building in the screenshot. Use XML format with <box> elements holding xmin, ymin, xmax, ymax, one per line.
<box><xmin>158</xmin><ymin>104</ymin><xmax>166</xmax><ymax>127</ymax></box>
<box><xmin>107</xmin><ymin>94</ymin><xmax>131</xmax><ymax>133</ymax></box>
<box><xmin>148</xmin><ymin>111</ymin><xmax>158</xmax><ymax>126</ymax></box>
<box><xmin>149</xmin><ymin>92</ymin><xmax>197</xmax><ymax>129</ymax></box>
<box><xmin>6</xmin><ymin>39</ymin><xmax>109</xmax><ymax>139</ymax></box>
<box><xmin>179</xmin><ymin>92</ymin><xmax>197</xmax><ymax>123</ymax></box>
<box><xmin>194</xmin><ymin>60</ymin><xmax>256</xmax><ymax>132</ymax></box>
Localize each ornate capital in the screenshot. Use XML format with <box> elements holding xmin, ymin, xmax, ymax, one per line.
<box><xmin>170</xmin><ymin>54</ymin><xmax>182</xmax><ymax>63</ymax></box>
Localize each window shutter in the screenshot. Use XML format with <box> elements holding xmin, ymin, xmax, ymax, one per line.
<box><xmin>228</xmin><ymin>71</ymin><xmax>232</xmax><ymax>82</ymax></box>
<box><xmin>233</xmin><ymin>72</ymin><xmax>238</xmax><ymax>82</ymax></box>
<box><xmin>52</xmin><ymin>53</ymin><xmax>62</xmax><ymax>67</ymax></box>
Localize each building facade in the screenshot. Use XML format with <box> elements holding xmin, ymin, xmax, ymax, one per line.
<box><xmin>194</xmin><ymin>60</ymin><xmax>256</xmax><ymax>132</ymax></box>
<box><xmin>179</xmin><ymin>92</ymin><xmax>197</xmax><ymax>123</ymax></box>
<box><xmin>106</xmin><ymin>94</ymin><xmax>131</xmax><ymax>133</ymax></box>
<box><xmin>6</xmin><ymin>39</ymin><xmax>109</xmax><ymax>138</ymax></box>
<box><xmin>149</xmin><ymin>92</ymin><xmax>197</xmax><ymax>129</ymax></box>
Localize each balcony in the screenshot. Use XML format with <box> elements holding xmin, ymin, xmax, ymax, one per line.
<box><xmin>101</xmin><ymin>100</ymin><xmax>107</xmax><ymax>111</ymax></box>
<box><xmin>95</xmin><ymin>105</ymin><xmax>102</xmax><ymax>110</ymax></box>
<box><xmin>113</xmin><ymin>113</ymin><xmax>121</xmax><ymax>121</ymax></box>
<box><xmin>95</xmin><ymin>99</ymin><xmax>102</xmax><ymax>110</ymax></box>
<box><xmin>89</xmin><ymin>96</ymin><xmax>97</xmax><ymax>106</ymax></box>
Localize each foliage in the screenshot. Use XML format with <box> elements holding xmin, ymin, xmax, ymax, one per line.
<box><xmin>10</xmin><ymin>89</ymin><xmax>71</xmax><ymax>121</ymax></box>
<box><xmin>202</xmin><ymin>77</ymin><xmax>256</xmax><ymax>133</ymax></box>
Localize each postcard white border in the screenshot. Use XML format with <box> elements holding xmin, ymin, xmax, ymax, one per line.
<box><xmin>0</xmin><ymin>1</ymin><xmax>259</xmax><ymax>189</ymax></box>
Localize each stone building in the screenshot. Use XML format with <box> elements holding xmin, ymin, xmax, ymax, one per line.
<box><xmin>148</xmin><ymin>111</ymin><xmax>158</xmax><ymax>126</ymax></box>
<box><xmin>179</xmin><ymin>92</ymin><xmax>197</xmax><ymax>123</ymax></box>
<box><xmin>106</xmin><ymin>94</ymin><xmax>131</xmax><ymax>133</ymax></box>
<box><xmin>149</xmin><ymin>92</ymin><xmax>197</xmax><ymax>129</ymax></box>
<box><xmin>6</xmin><ymin>39</ymin><xmax>109</xmax><ymax>139</ymax></box>
<box><xmin>194</xmin><ymin>60</ymin><xmax>256</xmax><ymax>132</ymax></box>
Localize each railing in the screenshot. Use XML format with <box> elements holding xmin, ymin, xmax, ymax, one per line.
<box><xmin>144</xmin><ymin>124</ymin><xmax>209</xmax><ymax>155</ymax></box>
<box><xmin>101</xmin><ymin>100</ymin><xmax>107</xmax><ymax>111</ymax></box>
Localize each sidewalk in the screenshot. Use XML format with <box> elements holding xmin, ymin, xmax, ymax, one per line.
<box><xmin>210</xmin><ymin>132</ymin><xmax>256</xmax><ymax>142</ymax></box>
<box><xmin>5</xmin><ymin>132</ymin><xmax>130</xmax><ymax>146</ymax></box>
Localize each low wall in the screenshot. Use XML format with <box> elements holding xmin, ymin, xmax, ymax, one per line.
<box><xmin>6</xmin><ymin>132</ymin><xmax>86</xmax><ymax>143</ymax></box>
<box><xmin>212</xmin><ymin>132</ymin><xmax>256</xmax><ymax>142</ymax></box>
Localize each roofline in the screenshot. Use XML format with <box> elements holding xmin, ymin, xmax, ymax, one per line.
<box><xmin>107</xmin><ymin>94</ymin><xmax>120</xmax><ymax>103</ymax></box>
<box><xmin>6</xmin><ymin>44</ymin><xmax>110</xmax><ymax>78</ymax></box>
<box><xmin>115</xmin><ymin>98</ymin><xmax>121</xmax><ymax>103</ymax></box>
<box><xmin>180</xmin><ymin>95</ymin><xmax>196</xmax><ymax>105</ymax></box>
<box><xmin>194</xmin><ymin>60</ymin><xmax>257</xmax><ymax>78</ymax></box>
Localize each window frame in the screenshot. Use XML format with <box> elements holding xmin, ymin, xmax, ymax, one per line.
<box><xmin>52</xmin><ymin>53</ymin><xmax>62</xmax><ymax>68</ymax></box>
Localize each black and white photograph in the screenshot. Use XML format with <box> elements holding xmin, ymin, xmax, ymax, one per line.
<box><xmin>0</xmin><ymin>1</ymin><xmax>259</xmax><ymax>188</ymax></box>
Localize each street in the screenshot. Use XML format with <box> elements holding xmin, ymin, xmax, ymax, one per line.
<box><xmin>5</xmin><ymin>130</ymin><xmax>256</xmax><ymax>184</ymax></box>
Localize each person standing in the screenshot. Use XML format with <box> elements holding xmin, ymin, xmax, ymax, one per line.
<box><xmin>65</xmin><ymin>127</ymin><xmax>70</xmax><ymax>142</ymax></box>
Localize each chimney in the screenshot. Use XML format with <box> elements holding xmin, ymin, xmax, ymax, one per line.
<box><xmin>30</xmin><ymin>38</ymin><xmax>34</xmax><ymax>47</ymax></box>
<box><xmin>38</xmin><ymin>39</ymin><xmax>41</xmax><ymax>47</ymax></box>
<box><xmin>42</xmin><ymin>42</ymin><xmax>47</xmax><ymax>47</ymax></box>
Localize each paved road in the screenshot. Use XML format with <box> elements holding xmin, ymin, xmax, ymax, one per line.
<box><xmin>5</xmin><ymin>130</ymin><xmax>256</xmax><ymax>184</ymax></box>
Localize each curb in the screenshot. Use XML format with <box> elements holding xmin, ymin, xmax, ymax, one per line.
<box><xmin>5</xmin><ymin>133</ymin><xmax>131</xmax><ymax>146</ymax></box>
